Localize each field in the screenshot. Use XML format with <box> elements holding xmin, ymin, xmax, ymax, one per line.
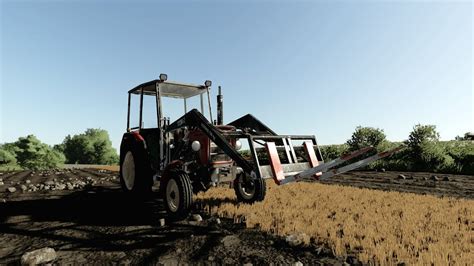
<box><xmin>0</xmin><ymin>169</ymin><xmax>473</xmax><ymax>264</ymax></box>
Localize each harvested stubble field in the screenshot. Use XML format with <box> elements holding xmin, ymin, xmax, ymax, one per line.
<box><xmin>196</xmin><ymin>181</ymin><xmax>474</xmax><ymax>265</ymax></box>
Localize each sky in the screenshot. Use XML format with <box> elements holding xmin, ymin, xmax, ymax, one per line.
<box><xmin>1</xmin><ymin>0</ymin><xmax>472</xmax><ymax>152</ymax></box>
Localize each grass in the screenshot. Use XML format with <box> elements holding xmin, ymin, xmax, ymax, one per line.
<box><xmin>196</xmin><ymin>182</ymin><xmax>473</xmax><ymax>265</ymax></box>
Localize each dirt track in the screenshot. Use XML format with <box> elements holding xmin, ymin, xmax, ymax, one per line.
<box><xmin>0</xmin><ymin>169</ymin><xmax>472</xmax><ymax>264</ymax></box>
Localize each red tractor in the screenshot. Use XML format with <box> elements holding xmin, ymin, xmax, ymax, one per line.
<box><xmin>120</xmin><ymin>74</ymin><xmax>401</xmax><ymax>219</ymax></box>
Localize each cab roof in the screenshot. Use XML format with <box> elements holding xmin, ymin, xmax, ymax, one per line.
<box><xmin>129</xmin><ymin>80</ymin><xmax>208</xmax><ymax>99</ymax></box>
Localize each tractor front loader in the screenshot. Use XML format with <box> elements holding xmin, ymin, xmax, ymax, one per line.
<box><xmin>120</xmin><ymin>74</ymin><xmax>401</xmax><ymax>219</ymax></box>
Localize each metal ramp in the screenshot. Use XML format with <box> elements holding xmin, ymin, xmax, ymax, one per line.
<box><xmin>263</xmin><ymin>142</ymin><xmax>403</xmax><ymax>185</ymax></box>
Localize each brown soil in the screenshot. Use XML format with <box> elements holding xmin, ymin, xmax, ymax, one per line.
<box><xmin>0</xmin><ymin>169</ymin><xmax>343</xmax><ymax>265</ymax></box>
<box><xmin>0</xmin><ymin>169</ymin><xmax>472</xmax><ymax>264</ymax></box>
<box><xmin>324</xmin><ymin>170</ymin><xmax>474</xmax><ymax>199</ymax></box>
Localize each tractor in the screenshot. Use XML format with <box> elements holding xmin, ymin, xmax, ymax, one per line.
<box><xmin>120</xmin><ymin>74</ymin><xmax>401</xmax><ymax>219</ymax></box>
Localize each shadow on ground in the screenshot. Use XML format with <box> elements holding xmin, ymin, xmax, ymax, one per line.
<box><xmin>0</xmin><ymin>187</ymin><xmax>226</xmax><ymax>264</ymax></box>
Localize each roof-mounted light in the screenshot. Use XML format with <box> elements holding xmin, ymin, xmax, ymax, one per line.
<box><xmin>204</xmin><ymin>80</ymin><xmax>212</xmax><ymax>87</ymax></box>
<box><xmin>159</xmin><ymin>73</ymin><xmax>168</xmax><ymax>81</ymax></box>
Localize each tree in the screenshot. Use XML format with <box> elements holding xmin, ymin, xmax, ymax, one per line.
<box><xmin>455</xmin><ymin>132</ymin><xmax>474</xmax><ymax>141</ymax></box>
<box><xmin>62</xmin><ymin>128</ymin><xmax>119</xmax><ymax>165</ymax></box>
<box><xmin>8</xmin><ymin>135</ymin><xmax>65</xmax><ymax>170</ymax></box>
<box><xmin>406</xmin><ymin>124</ymin><xmax>452</xmax><ymax>171</ymax></box>
<box><xmin>346</xmin><ymin>126</ymin><xmax>387</xmax><ymax>151</ymax></box>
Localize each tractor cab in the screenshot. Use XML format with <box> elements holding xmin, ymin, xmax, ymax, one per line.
<box><xmin>125</xmin><ymin>74</ymin><xmax>217</xmax><ymax>172</ymax></box>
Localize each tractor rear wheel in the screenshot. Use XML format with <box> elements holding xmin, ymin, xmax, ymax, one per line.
<box><xmin>119</xmin><ymin>139</ymin><xmax>152</xmax><ymax>194</ymax></box>
<box><xmin>234</xmin><ymin>173</ymin><xmax>266</xmax><ymax>203</ymax></box>
<box><xmin>163</xmin><ymin>171</ymin><xmax>193</xmax><ymax>220</ymax></box>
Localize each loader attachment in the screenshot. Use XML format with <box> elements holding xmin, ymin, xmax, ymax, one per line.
<box><xmin>275</xmin><ymin>146</ymin><xmax>403</xmax><ymax>185</ymax></box>
<box><xmin>167</xmin><ymin>109</ymin><xmax>401</xmax><ymax>186</ymax></box>
<box><xmin>238</xmin><ymin>132</ymin><xmax>402</xmax><ymax>186</ymax></box>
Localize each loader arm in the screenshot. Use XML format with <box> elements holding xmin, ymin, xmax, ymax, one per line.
<box><xmin>166</xmin><ymin>109</ymin><xmax>255</xmax><ymax>174</ymax></box>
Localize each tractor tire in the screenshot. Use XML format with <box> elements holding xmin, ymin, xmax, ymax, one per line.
<box><xmin>234</xmin><ymin>173</ymin><xmax>266</xmax><ymax>204</ymax></box>
<box><xmin>119</xmin><ymin>137</ymin><xmax>153</xmax><ymax>195</ymax></box>
<box><xmin>163</xmin><ymin>170</ymin><xmax>193</xmax><ymax>220</ymax></box>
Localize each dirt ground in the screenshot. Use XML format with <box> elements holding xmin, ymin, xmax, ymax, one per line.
<box><xmin>325</xmin><ymin>170</ymin><xmax>474</xmax><ymax>199</ymax></box>
<box><xmin>0</xmin><ymin>169</ymin><xmax>343</xmax><ymax>265</ymax></box>
<box><xmin>0</xmin><ymin>169</ymin><xmax>472</xmax><ymax>265</ymax></box>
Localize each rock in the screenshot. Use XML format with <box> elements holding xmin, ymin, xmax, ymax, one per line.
<box><xmin>0</xmin><ymin>181</ymin><xmax>4</xmax><ymax>186</ymax></box>
<box><xmin>380</xmin><ymin>168</ymin><xmax>386</xmax><ymax>172</ymax></box>
<box><xmin>294</xmin><ymin>262</ymin><xmax>303</xmax><ymax>266</ymax></box>
<box><xmin>44</xmin><ymin>185</ymin><xmax>50</xmax><ymax>190</ymax></box>
<box><xmin>159</xmin><ymin>218</ymin><xmax>166</xmax><ymax>227</ymax></box>
<box><xmin>285</xmin><ymin>233</ymin><xmax>309</xmax><ymax>247</ymax></box>
<box><xmin>57</xmin><ymin>184</ymin><xmax>66</xmax><ymax>190</ymax></box>
<box><xmin>25</xmin><ymin>180</ymin><xmax>31</xmax><ymax>184</ymax></box>
<box><xmin>1</xmin><ymin>199</ymin><xmax>6</xmax><ymax>203</ymax></box>
<box><xmin>20</xmin><ymin>185</ymin><xmax>27</xmax><ymax>191</ymax></box>
<box><xmin>243</xmin><ymin>263</ymin><xmax>253</xmax><ymax>266</ymax></box>
<box><xmin>221</xmin><ymin>235</ymin><xmax>241</xmax><ymax>247</ymax></box>
<box><xmin>0</xmin><ymin>178</ymin><xmax>3</xmax><ymax>182</ymax></box>
<box><xmin>7</xmin><ymin>187</ymin><xmax>16</xmax><ymax>193</ymax></box>
<box><xmin>191</xmin><ymin>214</ymin><xmax>203</xmax><ymax>222</ymax></box>
<box><xmin>422</xmin><ymin>177</ymin><xmax>428</xmax><ymax>181</ymax></box>
<box><xmin>208</xmin><ymin>256</ymin><xmax>215</xmax><ymax>261</ymax></box>
<box><xmin>214</xmin><ymin>218</ymin><xmax>221</xmax><ymax>225</ymax></box>
<box><xmin>397</xmin><ymin>174</ymin><xmax>406</xmax><ymax>180</ymax></box>
<box><xmin>442</xmin><ymin>175</ymin><xmax>450</xmax><ymax>181</ymax></box>
<box><xmin>44</xmin><ymin>180</ymin><xmax>55</xmax><ymax>186</ymax></box>
<box><xmin>66</xmin><ymin>183</ymin><xmax>74</xmax><ymax>190</ymax></box>
<box><xmin>430</xmin><ymin>175</ymin><xmax>439</xmax><ymax>181</ymax></box>
<box><xmin>21</xmin><ymin>247</ymin><xmax>57</xmax><ymax>265</ymax></box>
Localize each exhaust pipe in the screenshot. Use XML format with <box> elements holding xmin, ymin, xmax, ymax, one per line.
<box><xmin>217</xmin><ymin>86</ymin><xmax>224</xmax><ymax>125</ymax></box>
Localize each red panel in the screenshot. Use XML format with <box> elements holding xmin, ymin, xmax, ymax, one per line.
<box><xmin>303</xmin><ymin>141</ymin><xmax>322</xmax><ymax>178</ymax></box>
<box><xmin>265</xmin><ymin>142</ymin><xmax>285</xmax><ymax>185</ymax></box>
<box><xmin>188</xmin><ymin>129</ymin><xmax>210</xmax><ymax>165</ymax></box>
<box><xmin>131</xmin><ymin>131</ymin><xmax>144</xmax><ymax>142</ymax></box>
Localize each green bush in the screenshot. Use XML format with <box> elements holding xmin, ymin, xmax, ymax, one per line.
<box><xmin>319</xmin><ymin>144</ymin><xmax>348</xmax><ymax>161</ymax></box>
<box><xmin>0</xmin><ymin>147</ymin><xmax>17</xmax><ymax>165</ymax></box>
<box><xmin>6</xmin><ymin>135</ymin><xmax>65</xmax><ymax>170</ymax></box>
<box><xmin>443</xmin><ymin>140</ymin><xmax>474</xmax><ymax>174</ymax></box>
<box><xmin>61</xmin><ymin>128</ymin><xmax>118</xmax><ymax>165</ymax></box>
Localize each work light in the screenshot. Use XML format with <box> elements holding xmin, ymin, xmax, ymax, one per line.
<box><xmin>204</xmin><ymin>80</ymin><xmax>212</xmax><ymax>87</ymax></box>
<box><xmin>159</xmin><ymin>73</ymin><xmax>168</xmax><ymax>81</ymax></box>
<box><xmin>235</xmin><ymin>140</ymin><xmax>242</xmax><ymax>150</ymax></box>
<box><xmin>191</xmin><ymin>140</ymin><xmax>201</xmax><ymax>152</ymax></box>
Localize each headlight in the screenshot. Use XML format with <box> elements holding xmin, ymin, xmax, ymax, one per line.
<box><xmin>235</xmin><ymin>140</ymin><xmax>242</xmax><ymax>150</ymax></box>
<box><xmin>191</xmin><ymin>140</ymin><xmax>201</xmax><ymax>152</ymax></box>
<box><xmin>159</xmin><ymin>73</ymin><xmax>168</xmax><ymax>81</ymax></box>
<box><xmin>204</xmin><ymin>80</ymin><xmax>212</xmax><ymax>87</ymax></box>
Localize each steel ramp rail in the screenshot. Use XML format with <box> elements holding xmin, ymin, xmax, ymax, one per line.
<box><xmin>264</xmin><ymin>144</ymin><xmax>403</xmax><ymax>185</ymax></box>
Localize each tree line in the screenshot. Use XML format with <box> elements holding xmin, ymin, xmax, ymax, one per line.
<box><xmin>1</xmin><ymin>125</ymin><xmax>473</xmax><ymax>174</ymax></box>
<box><xmin>320</xmin><ymin>125</ymin><xmax>474</xmax><ymax>175</ymax></box>
<box><xmin>0</xmin><ymin>129</ymin><xmax>119</xmax><ymax>170</ymax></box>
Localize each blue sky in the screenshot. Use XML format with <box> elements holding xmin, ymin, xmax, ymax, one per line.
<box><xmin>1</xmin><ymin>1</ymin><xmax>472</xmax><ymax>151</ymax></box>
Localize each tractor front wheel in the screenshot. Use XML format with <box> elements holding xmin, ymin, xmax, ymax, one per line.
<box><xmin>163</xmin><ymin>171</ymin><xmax>193</xmax><ymax>220</ymax></box>
<box><xmin>234</xmin><ymin>173</ymin><xmax>266</xmax><ymax>204</ymax></box>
